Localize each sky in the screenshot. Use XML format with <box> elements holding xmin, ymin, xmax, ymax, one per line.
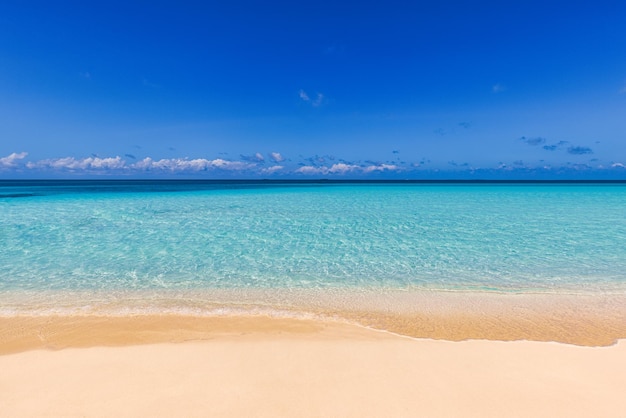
<box><xmin>1</xmin><ymin>0</ymin><xmax>625</xmax><ymax>179</ymax></box>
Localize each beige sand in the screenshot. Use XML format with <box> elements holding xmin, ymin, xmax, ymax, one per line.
<box><xmin>1</xmin><ymin>319</ymin><xmax>625</xmax><ymax>418</ymax></box>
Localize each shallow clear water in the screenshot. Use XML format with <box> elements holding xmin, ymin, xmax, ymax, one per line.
<box><xmin>1</xmin><ymin>181</ymin><xmax>626</xmax><ymax>314</ymax></box>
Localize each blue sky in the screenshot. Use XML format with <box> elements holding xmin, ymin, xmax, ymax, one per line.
<box><xmin>1</xmin><ymin>0</ymin><xmax>625</xmax><ymax>178</ymax></box>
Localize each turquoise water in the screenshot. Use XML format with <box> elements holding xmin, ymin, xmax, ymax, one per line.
<box><xmin>1</xmin><ymin>181</ymin><xmax>626</xmax><ymax>314</ymax></box>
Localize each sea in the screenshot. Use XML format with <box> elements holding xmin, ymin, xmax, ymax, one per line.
<box><xmin>1</xmin><ymin>180</ymin><xmax>625</xmax><ymax>318</ymax></box>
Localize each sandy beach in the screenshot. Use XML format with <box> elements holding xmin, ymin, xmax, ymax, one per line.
<box><xmin>1</xmin><ymin>315</ymin><xmax>625</xmax><ymax>417</ymax></box>
<box><xmin>3</xmin><ymin>0</ymin><xmax>626</xmax><ymax>412</ymax></box>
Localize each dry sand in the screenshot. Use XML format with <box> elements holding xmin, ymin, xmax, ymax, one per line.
<box><xmin>1</xmin><ymin>316</ymin><xmax>625</xmax><ymax>418</ymax></box>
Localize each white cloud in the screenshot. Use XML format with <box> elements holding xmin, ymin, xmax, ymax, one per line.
<box><xmin>297</xmin><ymin>163</ymin><xmax>400</xmax><ymax>175</ymax></box>
<box><xmin>295</xmin><ymin>164</ymin><xmax>355</xmax><ymax>175</ymax></box>
<box><xmin>210</xmin><ymin>159</ymin><xmax>253</xmax><ymax>170</ymax></box>
<box><xmin>22</xmin><ymin>155</ymin><xmax>254</xmax><ymax>173</ymax></box>
<box><xmin>261</xmin><ymin>165</ymin><xmax>284</xmax><ymax>174</ymax></box>
<box><xmin>27</xmin><ymin>156</ymin><xmax>126</xmax><ymax>171</ymax></box>
<box><xmin>269</xmin><ymin>152</ymin><xmax>284</xmax><ymax>162</ymax></box>
<box><xmin>0</xmin><ymin>152</ymin><xmax>28</xmax><ymax>168</ymax></box>
<box><xmin>132</xmin><ymin>157</ymin><xmax>253</xmax><ymax>172</ymax></box>
<box><xmin>131</xmin><ymin>157</ymin><xmax>154</xmax><ymax>170</ymax></box>
<box><xmin>299</xmin><ymin>90</ymin><xmax>324</xmax><ymax>106</ymax></box>
<box><xmin>328</xmin><ymin>163</ymin><xmax>359</xmax><ymax>174</ymax></box>
<box><xmin>299</xmin><ymin>89</ymin><xmax>310</xmax><ymax>101</ymax></box>
<box><xmin>90</xmin><ymin>156</ymin><xmax>126</xmax><ymax>169</ymax></box>
<box><xmin>0</xmin><ymin>152</ymin><xmax>405</xmax><ymax>176</ymax></box>
<box><xmin>296</xmin><ymin>165</ymin><xmax>326</xmax><ymax>175</ymax></box>
<box><xmin>612</xmin><ymin>162</ymin><xmax>626</xmax><ymax>168</ymax></box>
<box><xmin>362</xmin><ymin>164</ymin><xmax>399</xmax><ymax>173</ymax></box>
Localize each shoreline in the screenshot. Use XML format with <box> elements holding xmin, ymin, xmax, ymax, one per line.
<box><xmin>3</xmin><ymin>293</ymin><xmax>625</xmax><ymax>416</ymax></box>
<box><xmin>1</xmin><ymin>320</ymin><xmax>625</xmax><ymax>417</ymax></box>
<box><xmin>2</xmin><ymin>306</ymin><xmax>625</xmax><ymax>355</ymax></box>
<box><xmin>2</xmin><ymin>290</ymin><xmax>626</xmax><ymax>353</ymax></box>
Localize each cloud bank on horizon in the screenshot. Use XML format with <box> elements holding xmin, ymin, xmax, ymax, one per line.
<box><xmin>2</xmin><ymin>149</ymin><xmax>625</xmax><ymax>179</ymax></box>
<box><xmin>0</xmin><ymin>1</ymin><xmax>625</xmax><ymax>179</ymax></box>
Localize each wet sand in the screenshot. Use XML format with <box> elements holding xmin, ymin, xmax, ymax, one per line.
<box><xmin>2</xmin><ymin>291</ymin><xmax>626</xmax><ymax>352</ymax></box>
